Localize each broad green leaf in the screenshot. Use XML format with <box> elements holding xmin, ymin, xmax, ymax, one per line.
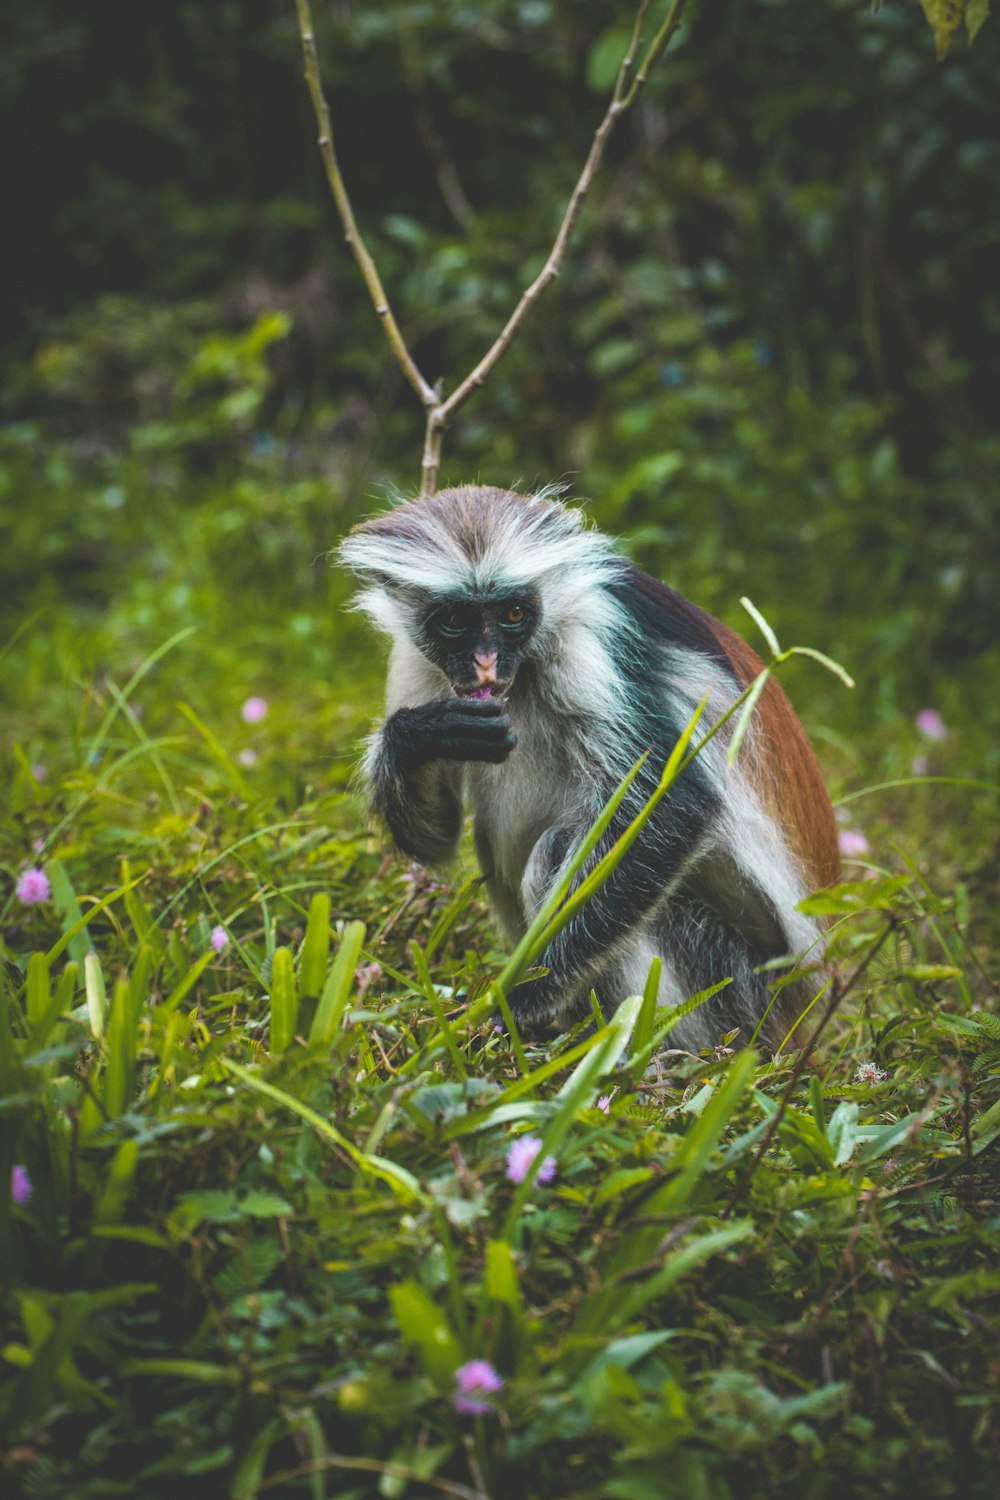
<box><xmin>309</xmin><ymin>920</ymin><xmax>366</xmax><ymax>1043</ymax></box>
<box><xmin>84</xmin><ymin>952</ymin><xmax>108</xmax><ymax>1039</ymax></box>
<box><xmin>26</xmin><ymin>953</ymin><xmax>50</xmax><ymax>1027</ymax></box>
<box><xmin>269</xmin><ymin>946</ymin><xmax>298</xmax><ymax>1053</ymax></box>
<box><xmin>920</xmin><ymin>0</ymin><xmax>965</xmax><ymax>57</ymax></box>
<box><xmin>389</xmin><ymin>1280</ymin><xmax>460</xmax><ymax>1386</ymax></box>
<box><xmin>484</xmin><ymin>1239</ymin><xmax>521</xmax><ymax>1310</ymax></box>
<box><xmin>298</xmin><ymin>891</ymin><xmax>331</xmax><ymax>998</ymax></box>
<box><xmin>103</xmin><ymin>978</ymin><xmax>136</xmax><ymax>1119</ymax></box>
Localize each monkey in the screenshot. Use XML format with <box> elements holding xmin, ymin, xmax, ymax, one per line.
<box><xmin>339</xmin><ymin>485</ymin><xmax>841</xmax><ymax>1052</ymax></box>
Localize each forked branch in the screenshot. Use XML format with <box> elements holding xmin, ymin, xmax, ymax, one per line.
<box><xmin>294</xmin><ymin>0</ymin><xmax>690</xmax><ymax>495</ymax></box>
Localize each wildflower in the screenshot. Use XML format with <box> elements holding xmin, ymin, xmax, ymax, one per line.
<box><xmin>31</xmin><ymin>763</ymin><xmax>48</xmax><ymax>783</ymax></box>
<box><xmin>210</xmin><ymin>925</ymin><xmax>229</xmax><ymax>953</ymax></box>
<box><xmin>915</xmin><ymin>708</ymin><xmax>947</xmax><ymax>742</ymax></box>
<box><xmin>854</xmin><ymin>1060</ymin><xmax>887</xmax><ymax>1086</ymax></box>
<box><xmin>238</xmin><ymin>747</ymin><xmax>258</xmax><ymax>766</ymax></box>
<box><xmin>241</xmin><ymin>696</ymin><xmax>268</xmax><ymax>724</ymax></box>
<box><xmin>506</xmin><ymin>1135</ymin><xmax>556</xmax><ymax>1185</ymax></box>
<box><xmin>11</xmin><ymin>1165</ymin><xmax>32</xmax><ymax>1205</ymax></box>
<box><xmin>15</xmin><ymin>867</ymin><xmax>50</xmax><ymax>905</ymax></box>
<box><xmin>453</xmin><ymin>1359</ymin><xmax>503</xmax><ymax>1415</ymax></box>
<box><xmin>596</xmin><ymin>1095</ymin><xmax>612</xmax><ymax>1114</ymax></box>
<box><xmin>838</xmin><ymin>829</ymin><xmax>869</xmax><ymax>858</ymax></box>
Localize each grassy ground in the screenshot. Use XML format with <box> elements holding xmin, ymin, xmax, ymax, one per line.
<box><xmin>2</xmin><ymin>439</ymin><xmax>998</xmax><ymax>1499</ymax></box>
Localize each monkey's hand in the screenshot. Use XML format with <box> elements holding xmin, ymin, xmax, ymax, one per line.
<box><xmin>384</xmin><ymin>698</ymin><xmax>516</xmax><ymax>770</ymax></box>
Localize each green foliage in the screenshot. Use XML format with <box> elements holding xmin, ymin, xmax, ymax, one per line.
<box><xmin>1</xmin><ymin>1</ymin><xmax>998</xmax><ymax>1494</ymax></box>
<box><xmin>1</xmin><ymin>605</ymin><xmax>998</xmax><ymax>1494</ymax></box>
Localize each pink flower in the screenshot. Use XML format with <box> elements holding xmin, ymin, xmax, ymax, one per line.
<box><xmin>15</xmin><ymin>867</ymin><xmax>50</xmax><ymax>905</ymax></box>
<box><xmin>241</xmin><ymin>696</ymin><xmax>268</xmax><ymax>724</ymax></box>
<box><xmin>31</xmin><ymin>764</ymin><xmax>48</xmax><ymax>783</ymax></box>
<box><xmin>838</xmin><ymin>829</ymin><xmax>869</xmax><ymax>858</ymax></box>
<box><xmin>915</xmin><ymin>708</ymin><xmax>947</xmax><ymax>742</ymax></box>
<box><xmin>11</xmin><ymin>1165</ymin><xmax>32</xmax><ymax>1205</ymax></box>
<box><xmin>210</xmin><ymin>925</ymin><xmax>229</xmax><ymax>953</ymax></box>
<box><xmin>506</xmin><ymin>1135</ymin><xmax>556</xmax><ymax>1185</ymax></box>
<box><xmin>238</xmin><ymin>747</ymin><xmax>258</xmax><ymax>766</ymax></box>
<box><xmin>453</xmin><ymin>1359</ymin><xmax>503</xmax><ymax>1415</ymax></box>
<box><xmin>854</xmin><ymin>1060</ymin><xmax>887</xmax><ymax>1086</ymax></box>
<box><xmin>596</xmin><ymin>1095</ymin><xmax>612</xmax><ymax>1114</ymax></box>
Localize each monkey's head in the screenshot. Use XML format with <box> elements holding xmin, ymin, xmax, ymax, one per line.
<box><xmin>339</xmin><ymin>484</ymin><xmax>626</xmax><ymax>699</ymax></box>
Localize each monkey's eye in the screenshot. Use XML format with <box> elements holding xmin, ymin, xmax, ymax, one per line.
<box><xmin>432</xmin><ymin>607</ymin><xmax>468</xmax><ymax>639</ymax></box>
<box><xmin>501</xmin><ymin>603</ymin><xmax>528</xmax><ymax>629</ymax></box>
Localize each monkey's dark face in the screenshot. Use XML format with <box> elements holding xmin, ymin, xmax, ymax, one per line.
<box><xmin>421</xmin><ymin>592</ymin><xmax>539</xmax><ymax>699</ymax></box>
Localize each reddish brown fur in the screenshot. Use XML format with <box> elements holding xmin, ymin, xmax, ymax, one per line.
<box><xmin>710</xmin><ymin>619</ymin><xmax>842</xmax><ymax>891</ymax></box>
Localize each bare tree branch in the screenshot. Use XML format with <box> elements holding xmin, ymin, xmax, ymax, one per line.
<box><xmin>294</xmin><ymin>0</ymin><xmax>437</xmax><ymax>410</ymax></box>
<box><xmin>293</xmin><ymin>0</ymin><xmax>691</xmax><ymax>495</ymax></box>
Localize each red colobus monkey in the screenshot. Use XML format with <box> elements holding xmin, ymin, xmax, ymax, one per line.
<box><xmin>340</xmin><ymin>485</ymin><xmax>840</xmax><ymax>1050</ymax></box>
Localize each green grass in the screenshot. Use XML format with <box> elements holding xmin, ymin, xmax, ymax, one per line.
<box><xmin>1</xmin><ymin>413</ymin><xmax>998</xmax><ymax>1497</ymax></box>
<box><xmin>2</xmin><ymin>598</ymin><xmax>998</xmax><ymax>1499</ymax></box>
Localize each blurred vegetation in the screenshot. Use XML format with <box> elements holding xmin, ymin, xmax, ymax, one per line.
<box><xmin>1</xmin><ymin>1</ymin><xmax>999</xmax><ymax>1496</ymax></box>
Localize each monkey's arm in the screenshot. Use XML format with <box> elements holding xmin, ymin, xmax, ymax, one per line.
<box><xmin>368</xmin><ymin>698</ymin><xmax>516</xmax><ymax>867</ymax></box>
<box><xmin>507</xmin><ymin>763</ymin><xmax>719</xmax><ymax>1027</ymax></box>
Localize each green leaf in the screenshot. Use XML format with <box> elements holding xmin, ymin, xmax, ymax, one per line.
<box><xmin>484</xmin><ymin>1239</ymin><xmax>521</xmax><ymax>1310</ymax></box>
<box><xmin>921</xmin><ymin>0</ymin><xmax>965</xmax><ymax>57</ymax></box>
<box><xmin>48</xmin><ymin>859</ymin><xmax>91</xmax><ymax>965</ymax></box>
<box><xmin>389</xmin><ymin>1280</ymin><xmax>461</xmax><ymax>1387</ymax></box>
<box><xmin>84</xmin><ymin>951</ymin><xmax>108</xmax><ymax>1039</ymax></box>
<box><xmin>103</xmin><ymin>978</ymin><xmax>136</xmax><ymax>1118</ymax></box>
<box><xmin>966</xmin><ymin>0</ymin><xmax>990</xmax><ymax>42</ymax></box>
<box><xmin>740</xmin><ymin>596</ymin><xmax>781</xmax><ymax>655</ymax></box>
<box><xmin>94</xmin><ymin>1139</ymin><xmax>140</xmax><ymax>1225</ymax></box>
<box><xmin>971</xmin><ymin>1094</ymin><xmax>1000</xmax><ymax>1154</ymax></box>
<box><xmin>298</xmin><ymin>892</ymin><xmax>331</xmax><ymax>999</ymax></box>
<box><xmin>269</xmin><ymin>946</ymin><xmax>298</xmax><ymax>1053</ymax></box>
<box><xmin>26</xmin><ymin>953</ymin><xmax>50</xmax><ymax>1027</ymax></box>
<box><xmin>309</xmin><ymin>920</ymin><xmax>366</xmax><ymax>1044</ymax></box>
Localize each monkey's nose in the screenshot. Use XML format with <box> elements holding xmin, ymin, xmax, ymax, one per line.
<box><xmin>473</xmin><ymin>649</ymin><xmax>499</xmax><ymax>683</ymax></box>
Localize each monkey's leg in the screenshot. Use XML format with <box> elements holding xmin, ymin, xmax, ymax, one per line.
<box><xmin>505</xmin><ymin>762</ymin><xmax>719</xmax><ymax>1030</ymax></box>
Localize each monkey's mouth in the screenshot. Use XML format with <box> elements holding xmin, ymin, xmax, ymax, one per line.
<box><xmin>456</xmin><ymin>683</ymin><xmax>508</xmax><ymax>701</ymax></box>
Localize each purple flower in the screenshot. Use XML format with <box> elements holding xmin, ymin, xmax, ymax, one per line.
<box><xmin>210</xmin><ymin>925</ymin><xmax>229</xmax><ymax>953</ymax></box>
<box><xmin>241</xmin><ymin>696</ymin><xmax>268</xmax><ymax>724</ymax></box>
<box><xmin>31</xmin><ymin>763</ymin><xmax>48</xmax><ymax>783</ymax></box>
<box><xmin>854</xmin><ymin>1060</ymin><xmax>887</xmax><ymax>1086</ymax></box>
<box><xmin>596</xmin><ymin>1095</ymin><xmax>612</xmax><ymax>1114</ymax></box>
<box><xmin>915</xmin><ymin>708</ymin><xmax>947</xmax><ymax>742</ymax></box>
<box><xmin>506</xmin><ymin>1135</ymin><xmax>556</xmax><ymax>1185</ymax></box>
<box><xmin>838</xmin><ymin>829</ymin><xmax>869</xmax><ymax>858</ymax></box>
<box><xmin>15</xmin><ymin>867</ymin><xmax>50</xmax><ymax>905</ymax></box>
<box><xmin>11</xmin><ymin>1165</ymin><xmax>32</xmax><ymax>1205</ymax></box>
<box><xmin>238</xmin><ymin>747</ymin><xmax>258</xmax><ymax>767</ymax></box>
<box><xmin>453</xmin><ymin>1359</ymin><xmax>503</xmax><ymax>1415</ymax></box>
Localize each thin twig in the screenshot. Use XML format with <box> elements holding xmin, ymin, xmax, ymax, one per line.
<box><xmin>294</xmin><ymin>0</ymin><xmax>691</xmax><ymax>495</ymax></box>
<box><xmin>294</xmin><ymin>0</ymin><xmax>436</xmax><ymax>409</ymax></box>
<box><xmin>426</xmin><ymin>0</ymin><xmax>680</xmax><ymax>491</ymax></box>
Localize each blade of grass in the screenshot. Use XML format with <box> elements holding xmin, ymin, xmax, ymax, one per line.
<box><xmin>310</xmin><ymin>921</ymin><xmax>366</xmax><ymax>1044</ymax></box>
<box><xmin>269</xmin><ymin>947</ymin><xmax>298</xmax><ymax>1053</ymax></box>
<box><xmin>85</xmin><ymin>626</ymin><xmax>197</xmax><ymax>766</ymax></box>
<box><xmin>299</xmin><ymin>892</ymin><xmax>331</xmax><ymax>999</ymax></box>
<box><xmin>220</xmin><ymin>1057</ymin><xmax>424</xmax><ymax>1201</ymax></box>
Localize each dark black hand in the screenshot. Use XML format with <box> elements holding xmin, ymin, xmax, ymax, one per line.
<box><xmin>385</xmin><ymin>698</ymin><xmax>516</xmax><ymax>770</ymax></box>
